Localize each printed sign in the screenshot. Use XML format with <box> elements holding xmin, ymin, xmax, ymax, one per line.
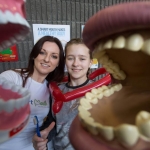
<box><xmin>0</xmin><ymin>45</ymin><xmax>18</xmax><ymax>62</ymax></box>
<box><xmin>32</xmin><ymin>24</ymin><xmax>70</xmax><ymax>48</ymax></box>
<box><xmin>91</xmin><ymin>58</ymin><xmax>99</xmax><ymax>69</ymax></box>
<box><xmin>81</xmin><ymin>25</ymin><xmax>98</xmax><ymax>69</ymax></box>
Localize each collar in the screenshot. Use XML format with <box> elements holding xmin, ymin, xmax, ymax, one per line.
<box><xmin>66</xmin><ymin>79</ymin><xmax>89</xmax><ymax>89</ymax></box>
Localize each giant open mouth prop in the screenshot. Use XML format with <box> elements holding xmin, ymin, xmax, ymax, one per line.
<box><xmin>0</xmin><ymin>0</ymin><xmax>30</xmax><ymax>143</ymax></box>
<box><xmin>0</xmin><ymin>0</ymin><xmax>30</xmax><ymax>51</ymax></box>
<box><xmin>69</xmin><ymin>2</ymin><xmax>150</xmax><ymax>150</ymax></box>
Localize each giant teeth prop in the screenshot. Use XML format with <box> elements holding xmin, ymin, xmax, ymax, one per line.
<box><xmin>0</xmin><ymin>0</ymin><xmax>30</xmax><ymax>143</ymax></box>
<box><xmin>69</xmin><ymin>2</ymin><xmax>150</xmax><ymax>150</ymax></box>
<box><xmin>0</xmin><ymin>0</ymin><xmax>30</xmax><ymax>50</ymax></box>
<box><xmin>0</xmin><ymin>77</ymin><xmax>30</xmax><ymax>143</ymax></box>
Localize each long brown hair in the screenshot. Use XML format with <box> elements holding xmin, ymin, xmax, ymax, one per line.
<box><xmin>15</xmin><ymin>36</ymin><xmax>65</xmax><ymax>87</ymax></box>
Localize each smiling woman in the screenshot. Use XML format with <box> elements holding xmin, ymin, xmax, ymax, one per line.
<box><xmin>0</xmin><ymin>36</ymin><xmax>65</xmax><ymax>150</ymax></box>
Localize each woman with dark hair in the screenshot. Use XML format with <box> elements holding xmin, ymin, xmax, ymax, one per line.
<box><xmin>32</xmin><ymin>38</ymin><xmax>93</xmax><ymax>150</ymax></box>
<box><xmin>0</xmin><ymin>36</ymin><xmax>65</xmax><ymax>150</ymax></box>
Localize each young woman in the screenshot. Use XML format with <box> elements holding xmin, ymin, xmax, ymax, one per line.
<box><xmin>32</xmin><ymin>38</ymin><xmax>93</xmax><ymax>150</ymax></box>
<box><xmin>0</xmin><ymin>36</ymin><xmax>65</xmax><ymax>150</ymax></box>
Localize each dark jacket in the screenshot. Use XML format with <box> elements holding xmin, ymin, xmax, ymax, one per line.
<box><xmin>40</xmin><ymin>94</ymin><xmax>56</xmax><ymax>142</ymax></box>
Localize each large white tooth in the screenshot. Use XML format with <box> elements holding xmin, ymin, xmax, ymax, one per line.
<box><xmin>5</xmin><ymin>11</ymin><xmax>16</xmax><ymax>23</ymax></box>
<box><xmin>16</xmin><ymin>94</ymin><xmax>30</xmax><ymax>109</ymax></box>
<box><xmin>91</xmin><ymin>88</ymin><xmax>99</xmax><ymax>95</ymax></box>
<box><xmin>126</xmin><ymin>34</ymin><xmax>144</xmax><ymax>51</ymax></box>
<box><xmin>96</xmin><ymin>123</ymin><xmax>114</xmax><ymax>141</ymax></box>
<box><xmin>136</xmin><ymin>111</ymin><xmax>150</xmax><ymax>138</ymax></box>
<box><xmin>103</xmin><ymin>89</ymin><xmax>112</xmax><ymax>97</ymax></box>
<box><xmin>15</xmin><ymin>13</ymin><xmax>24</xmax><ymax>25</ymax></box>
<box><xmin>0</xmin><ymin>10</ymin><xmax>7</xmax><ymax>23</ymax></box>
<box><xmin>103</xmin><ymin>40</ymin><xmax>113</xmax><ymax>49</ymax></box>
<box><xmin>113</xmin><ymin>36</ymin><xmax>126</xmax><ymax>48</ymax></box>
<box><xmin>80</xmin><ymin>98</ymin><xmax>92</xmax><ymax>110</ymax></box>
<box><xmin>112</xmin><ymin>74</ymin><xmax>120</xmax><ymax>80</ymax></box>
<box><xmin>84</xmin><ymin>116</ymin><xmax>94</xmax><ymax>124</ymax></box>
<box><xmin>85</xmin><ymin>92</ymin><xmax>95</xmax><ymax>100</ymax></box>
<box><xmin>99</xmin><ymin>55</ymin><xmax>109</xmax><ymax>64</ymax></box>
<box><xmin>101</xmin><ymin>85</ymin><xmax>108</xmax><ymax>91</ymax></box>
<box><xmin>96</xmin><ymin>93</ymin><xmax>103</xmax><ymax>99</ymax></box>
<box><xmin>5</xmin><ymin>99</ymin><xmax>15</xmax><ymax>113</ymax></box>
<box><xmin>113</xmin><ymin>84</ymin><xmax>122</xmax><ymax>92</ymax></box>
<box><xmin>0</xmin><ymin>99</ymin><xmax>4</xmax><ymax>112</ymax></box>
<box><xmin>20</xmin><ymin>97</ymin><xmax>27</xmax><ymax>107</ymax></box>
<box><xmin>0</xmin><ymin>99</ymin><xmax>15</xmax><ymax>113</ymax></box>
<box><xmin>141</xmin><ymin>39</ymin><xmax>150</xmax><ymax>55</ymax></box>
<box><xmin>11</xmin><ymin>85</ymin><xmax>21</xmax><ymax>93</ymax></box>
<box><xmin>85</xmin><ymin>92</ymin><xmax>98</xmax><ymax>104</ymax></box>
<box><xmin>111</xmin><ymin>63</ymin><xmax>120</xmax><ymax>73</ymax></box>
<box><xmin>84</xmin><ymin>117</ymin><xmax>98</xmax><ymax>135</ymax></box>
<box><xmin>116</xmin><ymin>70</ymin><xmax>126</xmax><ymax>80</ymax></box>
<box><xmin>15</xmin><ymin>98</ymin><xmax>22</xmax><ymax>109</ymax></box>
<box><xmin>114</xmin><ymin>124</ymin><xmax>139</xmax><ymax>147</ymax></box>
<box><xmin>2</xmin><ymin>81</ymin><xmax>14</xmax><ymax>90</ymax></box>
<box><xmin>97</xmin><ymin>87</ymin><xmax>103</xmax><ymax>93</ymax></box>
<box><xmin>78</xmin><ymin>105</ymin><xmax>91</xmax><ymax>117</ymax></box>
<box><xmin>113</xmin><ymin>72</ymin><xmax>124</xmax><ymax>80</ymax></box>
<box><xmin>88</xmin><ymin>98</ymin><xmax>98</xmax><ymax>104</ymax></box>
<box><xmin>25</xmin><ymin>94</ymin><xmax>30</xmax><ymax>105</ymax></box>
<box><xmin>0</xmin><ymin>77</ymin><xmax>5</xmax><ymax>84</ymax></box>
<box><xmin>19</xmin><ymin>88</ymin><xmax>29</xmax><ymax>97</ymax></box>
<box><xmin>103</xmin><ymin>65</ymin><xmax>114</xmax><ymax>74</ymax></box>
<box><xmin>109</xmin><ymin>88</ymin><xmax>114</xmax><ymax>95</ymax></box>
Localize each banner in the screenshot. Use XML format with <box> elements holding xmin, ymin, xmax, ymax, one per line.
<box><xmin>32</xmin><ymin>24</ymin><xmax>70</xmax><ymax>48</ymax></box>
<box><xmin>81</xmin><ymin>25</ymin><xmax>98</xmax><ymax>69</ymax></box>
<box><xmin>0</xmin><ymin>45</ymin><xmax>18</xmax><ymax>62</ymax></box>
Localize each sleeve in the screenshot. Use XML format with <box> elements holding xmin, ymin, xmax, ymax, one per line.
<box><xmin>40</xmin><ymin>94</ymin><xmax>56</xmax><ymax>142</ymax></box>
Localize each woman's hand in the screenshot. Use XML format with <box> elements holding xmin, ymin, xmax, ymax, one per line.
<box><xmin>32</xmin><ymin>122</ymin><xmax>55</xmax><ymax>150</ymax></box>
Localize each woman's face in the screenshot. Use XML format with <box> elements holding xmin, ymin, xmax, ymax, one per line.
<box><xmin>34</xmin><ymin>41</ymin><xmax>60</xmax><ymax>77</ymax></box>
<box><xmin>65</xmin><ymin>44</ymin><xmax>92</xmax><ymax>81</ymax></box>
